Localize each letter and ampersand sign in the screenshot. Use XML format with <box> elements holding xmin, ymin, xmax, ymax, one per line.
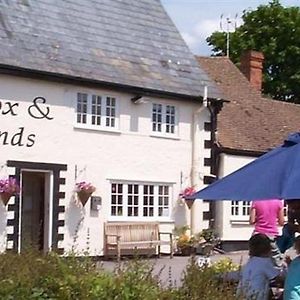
<box><xmin>28</xmin><ymin>97</ymin><xmax>53</xmax><ymax>120</ymax></box>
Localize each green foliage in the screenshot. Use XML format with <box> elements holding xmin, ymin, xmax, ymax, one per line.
<box><xmin>198</xmin><ymin>228</ymin><xmax>218</xmax><ymax>243</ymax></box>
<box><xmin>173</xmin><ymin>225</ymin><xmax>190</xmax><ymax>237</ymax></box>
<box><xmin>210</xmin><ymin>257</ymin><xmax>240</xmax><ymax>274</ymax></box>
<box><xmin>207</xmin><ymin>0</ymin><xmax>300</xmax><ymax>103</ymax></box>
<box><xmin>176</xmin><ymin>256</ymin><xmax>239</xmax><ymax>300</ymax></box>
<box><xmin>0</xmin><ymin>250</ymin><xmax>239</xmax><ymax>299</ymax></box>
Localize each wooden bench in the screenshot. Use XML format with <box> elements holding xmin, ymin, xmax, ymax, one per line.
<box><xmin>104</xmin><ymin>222</ymin><xmax>173</xmax><ymax>261</ymax></box>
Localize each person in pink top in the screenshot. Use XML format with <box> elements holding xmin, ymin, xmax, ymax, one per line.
<box><xmin>249</xmin><ymin>199</ymin><xmax>285</xmax><ymax>268</ymax></box>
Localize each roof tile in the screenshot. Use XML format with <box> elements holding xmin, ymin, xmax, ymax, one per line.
<box><xmin>197</xmin><ymin>56</ymin><xmax>300</xmax><ymax>152</ymax></box>
<box><xmin>0</xmin><ymin>0</ymin><xmax>221</xmax><ymax>99</ymax></box>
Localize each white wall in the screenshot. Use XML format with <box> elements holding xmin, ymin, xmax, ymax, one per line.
<box><xmin>0</xmin><ymin>74</ymin><xmax>209</xmax><ymax>255</ymax></box>
<box><xmin>215</xmin><ymin>153</ymin><xmax>255</xmax><ymax>241</ymax></box>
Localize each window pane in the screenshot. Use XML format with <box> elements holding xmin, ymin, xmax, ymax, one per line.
<box><xmin>76</xmin><ymin>93</ymin><xmax>88</xmax><ymax>124</ymax></box>
<box><xmin>91</xmin><ymin>95</ymin><xmax>101</xmax><ymax>125</ymax></box>
<box><xmin>105</xmin><ymin>97</ymin><xmax>116</xmax><ymax>127</ymax></box>
<box><xmin>127</xmin><ymin>184</ymin><xmax>139</xmax><ymax>217</ymax></box>
<box><xmin>152</xmin><ymin>104</ymin><xmax>162</xmax><ymax>132</ymax></box>
<box><xmin>143</xmin><ymin>185</ymin><xmax>154</xmax><ymax>217</ymax></box>
<box><xmin>165</xmin><ymin>105</ymin><xmax>175</xmax><ymax>134</ymax></box>
<box><xmin>158</xmin><ymin>185</ymin><xmax>170</xmax><ymax>216</ymax></box>
<box><xmin>111</xmin><ymin>183</ymin><xmax>123</xmax><ymax>216</ymax></box>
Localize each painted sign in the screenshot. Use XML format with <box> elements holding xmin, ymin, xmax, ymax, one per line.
<box><xmin>0</xmin><ymin>97</ymin><xmax>53</xmax><ymax>147</ymax></box>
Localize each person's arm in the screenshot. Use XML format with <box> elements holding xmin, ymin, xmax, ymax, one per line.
<box><xmin>249</xmin><ymin>206</ymin><xmax>256</xmax><ymax>225</ymax></box>
<box><xmin>277</xmin><ymin>207</ymin><xmax>285</xmax><ymax>226</ymax></box>
<box><xmin>265</xmin><ymin>259</ymin><xmax>284</xmax><ymax>287</ymax></box>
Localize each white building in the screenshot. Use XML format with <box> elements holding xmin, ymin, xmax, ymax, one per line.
<box><xmin>0</xmin><ymin>0</ymin><xmax>221</xmax><ymax>255</ymax></box>
<box><xmin>197</xmin><ymin>52</ymin><xmax>300</xmax><ymax>250</ymax></box>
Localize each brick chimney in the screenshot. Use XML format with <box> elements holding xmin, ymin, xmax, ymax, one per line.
<box><xmin>240</xmin><ymin>50</ymin><xmax>264</xmax><ymax>92</ymax></box>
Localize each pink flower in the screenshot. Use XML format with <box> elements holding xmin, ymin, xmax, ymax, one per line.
<box><xmin>0</xmin><ymin>178</ymin><xmax>20</xmax><ymax>195</ymax></box>
<box><xmin>75</xmin><ymin>181</ymin><xmax>96</xmax><ymax>194</ymax></box>
<box><xmin>179</xmin><ymin>186</ymin><xmax>196</xmax><ymax>198</ymax></box>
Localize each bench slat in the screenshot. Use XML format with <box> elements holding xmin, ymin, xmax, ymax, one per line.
<box><xmin>104</xmin><ymin>222</ymin><xmax>173</xmax><ymax>260</ymax></box>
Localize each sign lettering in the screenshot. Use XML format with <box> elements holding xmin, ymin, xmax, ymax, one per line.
<box><xmin>0</xmin><ymin>97</ymin><xmax>53</xmax><ymax>147</ymax></box>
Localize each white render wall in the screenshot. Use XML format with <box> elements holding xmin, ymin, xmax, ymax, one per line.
<box><xmin>0</xmin><ymin>74</ymin><xmax>209</xmax><ymax>255</ymax></box>
<box><xmin>215</xmin><ymin>153</ymin><xmax>254</xmax><ymax>241</ymax></box>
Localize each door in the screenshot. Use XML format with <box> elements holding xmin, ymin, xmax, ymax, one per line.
<box><xmin>21</xmin><ymin>171</ymin><xmax>46</xmax><ymax>251</ymax></box>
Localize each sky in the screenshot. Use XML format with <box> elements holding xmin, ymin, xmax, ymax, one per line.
<box><xmin>161</xmin><ymin>0</ymin><xmax>300</xmax><ymax>55</ymax></box>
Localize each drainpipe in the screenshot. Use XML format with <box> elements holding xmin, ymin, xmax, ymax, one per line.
<box><xmin>190</xmin><ymin>86</ymin><xmax>208</xmax><ymax>234</ymax></box>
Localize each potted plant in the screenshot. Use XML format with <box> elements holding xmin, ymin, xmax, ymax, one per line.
<box><xmin>0</xmin><ymin>177</ymin><xmax>20</xmax><ymax>205</ymax></box>
<box><xmin>75</xmin><ymin>181</ymin><xmax>96</xmax><ymax>206</ymax></box>
<box><xmin>197</xmin><ymin>228</ymin><xmax>219</xmax><ymax>256</ymax></box>
<box><xmin>173</xmin><ymin>225</ymin><xmax>196</xmax><ymax>256</ymax></box>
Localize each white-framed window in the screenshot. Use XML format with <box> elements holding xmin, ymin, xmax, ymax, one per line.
<box><xmin>110</xmin><ymin>182</ymin><xmax>171</xmax><ymax>219</ymax></box>
<box><xmin>231</xmin><ymin>201</ymin><xmax>251</xmax><ymax>218</ymax></box>
<box><xmin>152</xmin><ymin>103</ymin><xmax>177</xmax><ymax>136</ymax></box>
<box><xmin>75</xmin><ymin>92</ymin><xmax>118</xmax><ymax>130</ymax></box>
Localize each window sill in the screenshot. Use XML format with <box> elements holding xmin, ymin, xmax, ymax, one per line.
<box><xmin>73</xmin><ymin>124</ymin><xmax>121</xmax><ymax>134</ymax></box>
<box><xmin>230</xmin><ymin>219</ymin><xmax>251</xmax><ymax>225</ymax></box>
<box><xmin>108</xmin><ymin>217</ymin><xmax>174</xmax><ymax>223</ymax></box>
<box><xmin>150</xmin><ymin>133</ymin><xmax>180</xmax><ymax>140</ymax></box>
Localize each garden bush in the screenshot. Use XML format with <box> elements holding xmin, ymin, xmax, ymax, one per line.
<box><xmin>0</xmin><ymin>250</ymin><xmax>239</xmax><ymax>299</ymax></box>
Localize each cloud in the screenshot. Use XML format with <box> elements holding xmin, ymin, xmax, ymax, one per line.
<box><xmin>181</xmin><ymin>32</ymin><xmax>198</xmax><ymax>49</ymax></box>
<box><xmin>181</xmin><ymin>18</ymin><xmax>220</xmax><ymax>54</ymax></box>
<box><xmin>181</xmin><ymin>17</ymin><xmax>243</xmax><ymax>54</ymax></box>
<box><xmin>194</xmin><ymin>19</ymin><xmax>221</xmax><ymax>39</ymax></box>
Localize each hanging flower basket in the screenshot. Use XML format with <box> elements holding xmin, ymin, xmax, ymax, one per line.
<box><xmin>179</xmin><ymin>186</ymin><xmax>196</xmax><ymax>209</ymax></box>
<box><xmin>0</xmin><ymin>192</ymin><xmax>12</xmax><ymax>205</ymax></box>
<box><xmin>75</xmin><ymin>181</ymin><xmax>96</xmax><ymax>206</ymax></box>
<box><xmin>0</xmin><ymin>177</ymin><xmax>20</xmax><ymax>206</ymax></box>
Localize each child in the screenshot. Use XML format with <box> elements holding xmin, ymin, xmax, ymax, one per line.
<box><xmin>237</xmin><ymin>233</ymin><xmax>283</xmax><ymax>300</ymax></box>
<box><xmin>283</xmin><ymin>236</ymin><xmax>300</xmax><ymax>300</ymax></box>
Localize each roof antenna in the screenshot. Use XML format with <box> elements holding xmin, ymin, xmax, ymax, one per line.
<box><xmin>220</xmin><ymin>14</ymin><xmax>239</xmax><ymax>58</ymax></box>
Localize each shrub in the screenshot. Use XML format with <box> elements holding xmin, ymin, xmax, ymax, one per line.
<box><xmin>176</xmin><ymin>256</ymin><xmax>238</xmax><ymax>300</ymax></box>
<box><xmin>0</xmin><ymin>250</ymin><xmax>239</xmax><ymax>299</ymax></box>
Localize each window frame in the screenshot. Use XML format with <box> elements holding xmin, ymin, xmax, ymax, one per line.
<box><xmin>151</xmin><ymin>102</ymin><xmax>178</xmax><ymax>138</ymax></box>
<box><xmin>108</xmin><ymin>180</ymin><xmax>173</xmax><ymax>221</ymax></box>
<box><xmin>74</xmin><ymin>92</ymin><xmax>120</xmax><ymax>132</ymax></box>
<box><xmin>230</xmin><ymin>200</ymin><xmax>251</xmax><ymax>221</ymax></box>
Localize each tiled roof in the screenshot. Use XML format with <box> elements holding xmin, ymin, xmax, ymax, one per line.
<box><xmin>0</xmin><ymin>0</ymin><xmax>221</xmax><ymax>99</ymax></box>
<box><xmin>196</xmin><ymin>56</ymin><xmax>300</xmax><ymax>153</ymax></box>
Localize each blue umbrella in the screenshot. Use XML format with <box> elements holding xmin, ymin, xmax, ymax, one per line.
<box><xmin>189</xmin><ymin>132</ymin><xmax>300</xmax><ymax>201</ymax></box>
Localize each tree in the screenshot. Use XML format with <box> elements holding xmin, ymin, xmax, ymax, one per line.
<box><xmin>207</xmin><ymin>0</ymin><xmax>300</xmax><ymax>103</ymax></box>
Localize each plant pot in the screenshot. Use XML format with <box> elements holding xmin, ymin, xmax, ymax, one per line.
<box><xmin>178</xmin><ymin>245</ymin><xmax>194</xmax><ymax>256</ymax></box>
<box><xmin>184</xmin><ymin>198</ymin><xmax>194</xmax><ymax>209</ymax></box>
<box><xmin>77</xmin><ymin>190</ymin><xmax>92</xmax><ymax>206</ymax></box>
<box><xmin>0</xmin><ymin>192</ymin><xmax>12</xmax><ymax>205</ymax></box>
<box><xmin>197</xmin><ymin>243</ymin><xmax>214</xmax><ymax>256</ymax></box>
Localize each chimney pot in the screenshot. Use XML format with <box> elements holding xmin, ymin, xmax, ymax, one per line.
<box><xmin>240</xmin><ymin>50</ymin><xmax>264</xmax><ymax>92</ymax></box>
